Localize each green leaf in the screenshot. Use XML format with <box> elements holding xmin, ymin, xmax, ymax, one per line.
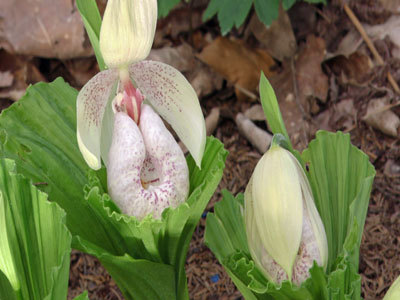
<box><xmin>0</xmin><ymin>78</ymin><xmax>227</xmax><ymax>299</ymax></box>
<box><xmin>259</xmin><ymin>72</ymin><xmax>290</xmax><ymax>146</ymax></box>
<box><xmin>157</xmin><ymin>0</ymin><xmax>181</xmax><ymax>18</ymax></box>
<box><xmin>0</xmin><ymin>270</ymin><xmax>16</xmax><ymax>300</ymax></box>
<box><xmin>100</xmin><ymin>254</ymin><xmax>176</xmax><ymax>300</ymax></box>
<box><xmin>0</xmin><ymin>78</ymin><xmax>124</xmax><ymax>255</ymax></box>
<box><xmin>302</xmin><ymin>131</ymin><xmax>375</xmax><ymax>271</ymax></box>
<box><xmin>76</xmin><ymin>0</ymin><xmax>106</xmax><ymax>70</ymax></box>
<box><xmin>73</xmin><ymin>291</ymin><xmax>89</xmax><ymax>300</ymax></box>
<box><xmin>203</xmin><ymin>0</ymin><xmax>253</xmax><ymax>35</ymax></box>
<box><xmin>0</xmin><ymin>159</ymin><xmax>71</xmax><ymax>300</ymax></box>
<box><xmin>254</xmin><ymin>0</ymin><xmax>280</xmax><ymax>26</ymax></box>
<box><xmin>282</xmin><ymin>0</ymin><xmax>296</xmax><ymax>10</ymax></box>
<box><xmin>205</xmin><ymin>130</ymin><xmax>374</xmax><ymax>299</ymax></box>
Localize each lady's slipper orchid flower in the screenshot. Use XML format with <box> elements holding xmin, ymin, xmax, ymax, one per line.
<box><xmin>244</xmin><ymin>145</ymin><xmax>328</xmax><ymax>285</ymax></box>
<box><xmin>76</xmin><ymin>0</ymin><xmax>206</xmax><ymax>219</ymax></box>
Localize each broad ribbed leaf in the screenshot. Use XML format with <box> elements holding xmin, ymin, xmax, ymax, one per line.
<box><xmin>0</xmin><ymin>78</ymin><xmax>123</xmax><ymax>255</ymax></box>
<box><xmin>205</xmin><ymin>130</ymin><xmax>374</xmax><ymax>299</ymax></box>
<box><xmin>302</xmin><ymin>131</ymin><xmax>375</xmax><ymax>271</ymax></box>
<box><xmin>0</xmin><ymin>159</ymin><xmax>71</xmax><ymax>300</ymax></box>
<box><xmin>0</xmin><ymin>79</ymin><xmax>227</xmax><ymax>300</ymax></box>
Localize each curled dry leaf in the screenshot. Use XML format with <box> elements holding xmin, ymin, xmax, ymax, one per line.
<box><xmin>246</xmin><ymin>6</ymin><xmax>296</xmax><ymax>62</ymax></box>
<box><xmin>235</xmin><ymin>113</ymin><xmax>272</xmax><ymax>153</ymax></box>
<box><xmin>0</xmin><ymin>0</ymin><xmax>92</xmax><ymax>59</ymax></box>
<box><xmin>365</xmin><ymin>15</ymin><xmax>400</xmax><ymax>60</ymax></box>
<box><xmin>147</xmin><ymin>44</ymin><xmax>223</xmax><ymax>97</ymax></box>
<box><xmin>205</xmin><ymin>107</ymin><xmax>220</xmax><ymax>136</ymax></box>
<box><xmin>197</xmin><ymin>37</ymin><xmax>275</xmax><ymax>101</ymax></box>
<box><xmin>296</xmin><ymin>35</ymin><xmax>329</xmax><ymax>112</ymax></box>
<box><xmin>244</xmin><ymin>104</ymin><xmax>266</xmax><ymax>121</ymax></box>
<box><xmin>327</xmin><ymin>51</ymin><xmax>374</xmax><ymax>85</ymax></box>
<box><xmin>379</xmin><ymin>0</ymin><xmax>400</xmax><ymax>12</ymax></box>
<box><xmin>315</xmin><ymin>99</ymin><xmax>356</xmax><ymax>132</ymax></box>
<box><xmin>0</xmin><ymin>71</ymin><xmax>13</xmax><ymax>88</ymax></box>
<box><xmin>363</xmin><ymin>97</ymin><xmax>400</xmax><ymax>137</ymax></box>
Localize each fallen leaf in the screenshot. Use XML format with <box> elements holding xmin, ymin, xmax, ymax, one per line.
<box><xmin>315</xmin><ymin>99</ymin><xmax>356</xmax><ymax>132</ymax></box>
<box><xmin>244</xmin><ymin>104</ymin><xmax>265</xmax><ymax>121</ymax></box>
<box><xmin>0</xmin><ymin>0</ymin><xmax>92</xmax><ymax>59</ymax></box>
<box><xmin>327</xmin><ymin>51</ymin><xmax>374</xmax><ymax>84</ymax></box>
<box><xmin>147</xmin><ymin>44</ymin><xmax>223</xmax><ymax>97</ymax></box>
<box><xmin>0</xmin><ymin>71</ymin><xmax>13</xmax><ymax>88</ymax></box>
<box><xmin>0</xmin><ymin>50</ymin><xmax>45</xmax><ymax>101</ymax></box>
<box><xmin>384</xmin><ymin>159</ymin><xmax>400</xmax><ymax>177</ymax></box>
<box><xmin>268</xmin><ymin>67</ymin><xmax>308</xmax><ymax>149</ymax></box>
<box><xmin>296</xmin><ymin>35</ymin><xmax>329</xmax><ymax>112</ymax></box>
<box><xmin>365</xmin><ymin>15</ymin><xmax>400</xmax><ymax>60</ymax></box>
<box><xmin>147</xmin><ymin>44</ymin><xmax>196</xmax><ymax>72</ymax></box>
<box><xmin>205</xmin><ymin>107</ymin><xmax>220</xmax><ymax>136</ymax></box>
<box><xmin>154</xmin><ymin>6</ymin><xmax>203</xmax><ymax>47</ymax></box>
<box><xmin>197</xmin><ymin>37</ymin><xmax>275</xmax><ymax>100</ymax></box>
<box><xmin>246</xmin><ymin>6</ymin><xmax>296</xmax><ymax>61</ymax></box>
<box><xmin>363</xmin><ymin>97</ymin><xmax>400</xmax><ymax>137</ymax></box>
<box><xmin>326</xmin><ymin>29</ymin><xmax>363</xmax><ymax>59</ymax></box>
<box><xmin>379</xmin><ymin>0</ymin><xmax>400</xmax><ymax>13</ymax></box>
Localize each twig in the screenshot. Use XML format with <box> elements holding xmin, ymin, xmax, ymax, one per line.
<box><xmin>235</xmin><ymin>113</ymin><xmax>272</xmax><ymax>153</ymax></box>
<box><xmin>234</xmin><ymin>84</ymin><xmax>259</xmax><ymax>101</ymax></box>
<box><xmin>205</xmin><ymin>107</ymin><xmax>220</xmax><ymax>136</ymax></box>
<box><xmin>343</xmin><ymin>3</ymin><xmax>400</xmax><ymax>94</ymax></box>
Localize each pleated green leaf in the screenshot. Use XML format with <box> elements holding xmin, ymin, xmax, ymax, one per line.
<box><xmin>0</xmin><ymin>78</ymin><xmax>227</xmax><ymax>300</ymax></box>
<box><xmin>0</xmin><ymin>78</ymin><xmax>122</xmax><ymax>255</ymax></box>
<box><xmin>302</xmin><ymin>131</ymin><xmax>375</xmax><ymax>271</ymax></box>
<box><xmin>205</xmin><ymin>129</ymin><xmax>374</xmax><ymax>299</ymax></box>
<box><xmin>0</xmin><ymin>159</ymin><xmax>71</xmax><ymax>300</ymax></box>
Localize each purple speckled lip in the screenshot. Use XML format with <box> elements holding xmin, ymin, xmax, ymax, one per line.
<box><xmin>107</xmin><ymin>104</ymin><xmax>189</xmax><ymax>220</ymax></box>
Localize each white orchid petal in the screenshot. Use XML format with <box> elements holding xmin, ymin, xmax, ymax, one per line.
<box><xmin>130</xmin><ymin>60</ymin><xmax>206</xmax><ymax>168</ymax></box>
<box><xmin>107</xmin><ymin>105</ymin><xmax>189</xmax><ymax>220</ymax></box>
<box><xmin>77</xmin><ymin>69</ymin><xmax>118</xmax><ymax>170</ymax></box>
<box><xmin>252</xmin><ymin>146</ymin><xmax>303</xmax><ymax>280</ymax></box>
<box><xmin>99</xmin><ymin>0</ymin><xmax>157</xmax><ymax>69</ymax></box>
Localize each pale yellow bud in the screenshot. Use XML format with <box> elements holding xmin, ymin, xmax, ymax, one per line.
<box><xmin>384</xmin><ymin>276</ymin><xmax>400</xmax><ymax>300</ymax></box>
<box><xmin>99</xmin><ymin>0</ymin><xmax>157</xmax><ymax>69</ymax></box>
<box><xmin>244</xmin><ymin>145</ymin><xmax>328</xmax><ymax>285</ymax></box>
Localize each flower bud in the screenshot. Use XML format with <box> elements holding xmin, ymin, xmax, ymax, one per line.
<box><xmin>384</xmin><ymin>276</ymin><xmax>400</xmax><ymax>300</ymax></box>
<box><xmin>244</xmin><ymin>145</ymin><xmax>328</xmax><ymax>285</ymax></box>
<box><xmin>99</xmin><ymin>0</ymin><xmax>157</xmax><ymax>69</ymax></box>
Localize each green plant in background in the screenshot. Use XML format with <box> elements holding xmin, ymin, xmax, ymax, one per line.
<box><xmin>205</xmin><ymin>73</ymin><xmax>375</xmax><ymax>299</ymax></box>
<box><xmin>158</xmin><ymin>0</ymin><xmax>326</xmax><ymax>35</ymax></box>
<box><xmin>0</xmin><ymin>0</ymin><xmax>227</xmax><ymax>300</ymax></box>
<box><xmin>0</xmin><ymin>158</ymin><xmax>88</xmax><ymax>300</ymax></box>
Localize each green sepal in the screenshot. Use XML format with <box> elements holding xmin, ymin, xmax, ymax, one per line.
<box><xmin>76</xmin><ymin>0</ymin><xmax>106</xmax><ymax>70</ymax></box>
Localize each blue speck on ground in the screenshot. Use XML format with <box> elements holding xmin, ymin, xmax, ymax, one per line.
<box><xmin>211</xmin><ymin>274</ymin><xmax>219</xmax><ymax>283</ymax></box>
